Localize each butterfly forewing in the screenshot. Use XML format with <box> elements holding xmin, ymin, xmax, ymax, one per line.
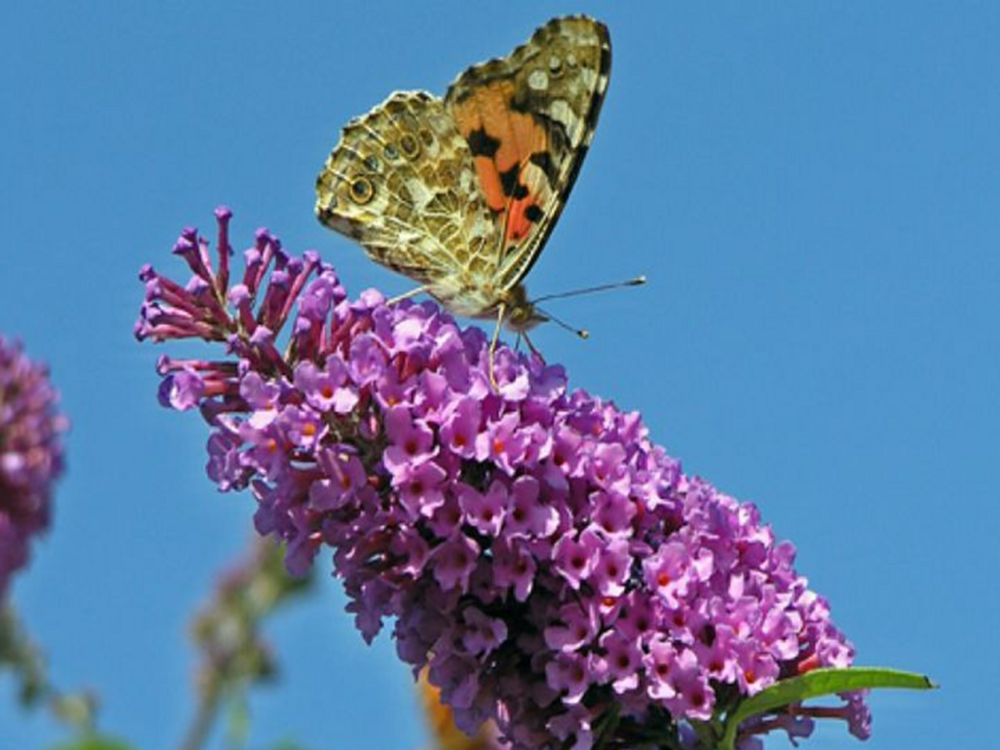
<box><xmin>444</xmin><ymin>16</ymin><xmax>611</xmax><ymax>294</ymax></box>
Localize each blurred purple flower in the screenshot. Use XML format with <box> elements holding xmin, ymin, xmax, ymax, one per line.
<box><xmin>138</xmin><ymin>209</ymin><xmax>871</xmax><ymax>750</ymax></box>
<box><xmin>0</xmin><ymin>337</ymin><xmax>67</xmax><ymax>597</ymax></box>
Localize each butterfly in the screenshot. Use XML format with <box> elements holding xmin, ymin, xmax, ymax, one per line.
<box><xmin>315</xmin><ymin>16</ymin><xmax>611</xmax><ymax>365</ymax></box>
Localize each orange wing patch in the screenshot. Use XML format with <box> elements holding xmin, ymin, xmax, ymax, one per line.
<box><xmin>450</xmin><ymin>83</ymin><xmax>548</xmax><ymax>245</ymax></box>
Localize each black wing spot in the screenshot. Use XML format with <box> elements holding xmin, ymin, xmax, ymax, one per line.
<box><xmin>525</xmin><ymin>204</ymin><xmax>544</xmax><ymax>223</ymax></box>
<box><xmin>349</xmin><ymin>176</ymin><xmax>375</xmax><ymax>204</ymax></box>
<box><xmin>500</xmin><ymin>165</ymin><xmax>525</xmax><ymax>197</ymax></box>
<box><xmin>585</xmin><ymin>89</ymin><xmax>606</xmax><ymax>130</ymax></box>
<box><xmin>467</xmin><ymin>127</ymin><xmax>500</xmax><ymax>157</ymax></box>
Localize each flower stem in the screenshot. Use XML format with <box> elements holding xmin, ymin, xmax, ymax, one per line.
<box><xmin>177</xmin><ymin>689</ymin><xmax>220</xmax><ymax>750</ymax></box>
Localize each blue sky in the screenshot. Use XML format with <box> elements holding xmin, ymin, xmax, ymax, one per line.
<box><xmin>1</xmin><ymin>2</ymin><xmax>995</xmax><ymax>749</ymax></box>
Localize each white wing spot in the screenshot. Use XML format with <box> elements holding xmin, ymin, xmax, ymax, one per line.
<box><xmin>460</xmin><ymin>169</ymin><xmax>477</xmax><ymax>192</ymax></box>
<box><xmin>528</xmin><ymin>69</ymin><xmax>549</xmax><ymax>91</ymax></box>
<box><xmin>549</xmin><ymin>99</ymin><xmax>576</xmax><ymax>131</ymax></box>
<box><xmin>405</xmin><ymin>178</ymin><xmax>434</xmax><ymax>209</ymax></box>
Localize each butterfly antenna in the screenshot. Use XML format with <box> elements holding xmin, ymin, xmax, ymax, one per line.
<box><xmin>535</xmin><ymin>305</ymin><xmax>589</xmax><ymax>340</ymax></box>
<box><xmin>532</xmin><ymin>276</ymin><xmax>647</xmax><ymax>304</ymax></box>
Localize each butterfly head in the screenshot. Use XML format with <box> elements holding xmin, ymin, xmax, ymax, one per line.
<box><xmin>502</xmin><ymin>284</ymin><xmax>547</xmax><ymax>333</ymax></box>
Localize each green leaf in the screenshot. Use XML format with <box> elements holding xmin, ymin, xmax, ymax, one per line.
<box><xmin>719</xmin><ymin>666</ymin><xmax>936</xmax><ymax>750</ymax></box>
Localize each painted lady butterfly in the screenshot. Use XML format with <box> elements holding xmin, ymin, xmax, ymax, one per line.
<box><xmin>315</xmin><ymin>16</ymin><xmax>611</xmax><ymax>350</ymax></box>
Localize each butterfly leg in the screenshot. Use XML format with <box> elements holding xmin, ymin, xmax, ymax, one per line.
<box><xmin>387</xmin><ymin>286</ymin><xmax>427</xmax><ymax>306</ymax></box>
<box><xmin>521</xmin><ymin>331</ymin><xmax>545</xmax><ymax>363</ymax></box>
<box><xmin>488</xmin><ymin>302</ymin><xmax>507</xmax><ymax>390</ymax></box>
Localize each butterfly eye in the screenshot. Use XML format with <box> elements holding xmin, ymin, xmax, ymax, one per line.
<box><xmin>349</xmin><ymin>176</ymin><xmax>375</xmax><ymax>204</ymax></box>
<box><xmin>399</xmin><ymin>133</ymin><xmax>421</xmax><ymax>159</ymax></box>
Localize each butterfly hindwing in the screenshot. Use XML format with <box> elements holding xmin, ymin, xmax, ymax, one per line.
<box><xmin>315</xmin><ymin>91</ymin><xmax>497</xmax><ymax>290</ymax></box>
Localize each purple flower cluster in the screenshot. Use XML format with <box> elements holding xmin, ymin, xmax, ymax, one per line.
<box><xmin>0</xmin><ymin>336</ymin><xmax>67</xmax><ymax>598</ymax></box>
<box><xmin>137</xmin><ymin>209</ymin><xmax>870</xmax><ymax>750</ymax></box>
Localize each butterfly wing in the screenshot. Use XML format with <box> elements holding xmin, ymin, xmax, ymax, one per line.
<box><xmin>444</xmin><ymin>15</ymin><xmax>611</xmax><ymax>294</ymax></box>
<box><xmin>315</xmin><ymin>91</ymin><xmax>499</xmax><ymax>307</ymax></box>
